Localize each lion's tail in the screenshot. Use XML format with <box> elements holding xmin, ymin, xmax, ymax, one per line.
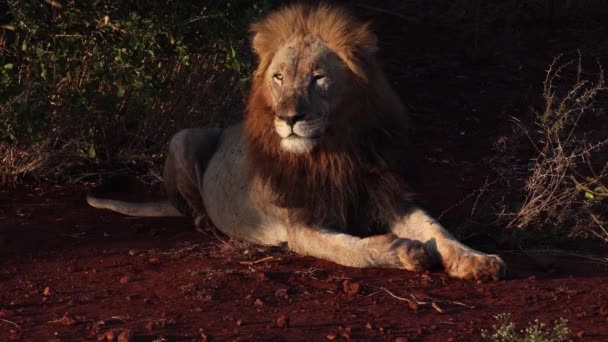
<box><xmin>86</xmin><ymin>190</ymin><xmax>183</xmax><ymax>217</ymax></box>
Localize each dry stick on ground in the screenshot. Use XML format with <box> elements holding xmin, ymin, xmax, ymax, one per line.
<box><xmin>366</xmin><ymin>286</ymin><xmax>475</xmax><ymax>313</ymax></box>
<box><xmin>0</xmin><ymin>318</ymin><xmax>21</xmax><ymax>330</ymax></box>
<box><xmin>239</xmin><ymin>256</ymin><xmax>275</xmax><ymax>266</ymax></box>
<box><xmin>95</xmin><ymin>316</ymin><xmax>131</xmax><ymax>326</ymax></box>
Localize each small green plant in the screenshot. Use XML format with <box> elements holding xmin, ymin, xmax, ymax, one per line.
<box><xmin>481</xmin><ymin>313</ymin><xmax>571</xmax><ymax>342</ymax></box>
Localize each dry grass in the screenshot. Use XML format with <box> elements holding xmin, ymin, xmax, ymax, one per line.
<box><xmin>499</xmin><ymin>53</ymin><xmax>608</xmax><ymax>242</ymax></box>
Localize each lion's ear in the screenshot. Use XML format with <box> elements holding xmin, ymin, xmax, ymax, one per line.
<box><xmin>357</xmin><ymin>23</ymin><xmax>378</xmax><ymax>58</ymax></box>
<box><xmin>251</xmin><ymin>31</ymin><xmax>263</xmax><ymax>57</ymax></box>
<box><xmin>250</xmin><ymin>24</ymin><xmax>270</xmax><ymax>59</ymax></box>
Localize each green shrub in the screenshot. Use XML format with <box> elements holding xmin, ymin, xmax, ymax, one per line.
<box><xmin>0</xmin><ymin>0</ymin><xmax>270</xmax><ymax>181</ymax></box>
<box><xmin>481</xmin><ymin>313</ymin><xmax>571</xmax><ymax>342</ymax></box>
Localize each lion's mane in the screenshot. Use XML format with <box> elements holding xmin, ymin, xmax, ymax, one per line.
<box><xmin>244</xmin><ymin>4</ymin><xmax>417</xmax><ymax>236</ymax></box>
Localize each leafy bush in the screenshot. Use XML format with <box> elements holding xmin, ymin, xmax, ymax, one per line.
<box><xmin>0</xmin><ymin>0</ymin><xmax>270</xmax><ymax>183</ymax></box>
<box><xmin>481</xmin><ymin>313</ymin><xmax>571</xmax><ymax>342</ymax></box>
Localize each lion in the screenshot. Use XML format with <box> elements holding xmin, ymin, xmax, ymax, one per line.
<box><xmin>87</xmin><ymin>3</ymin><xmax>506</xmax><ymax>281</ymax></box>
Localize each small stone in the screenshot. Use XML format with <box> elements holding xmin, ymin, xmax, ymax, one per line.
<box><xmin>408</xmin><ymin>300</ymin><xmax>418</xmax><ymax>312</ymax></box>
<box><xmin>105</xmin><ymin>329</ymin><xmax>117</xmax><ymax>341</ymax></box>
<box><xmin>276</xmin><ymin>315</ymin><xmax>289</xmax><ymax>328</ymax></box>
<box><xmin>117</xmin><ymin>330</ymin><xmax>132</xmax><ymax>342</ymax></box>
<box><xmin>145</xmin><ymin>321</ymin><xmax>155</xmax><ymax>331</ymax></box>
<box><xmin>56</xmin><ymin>314</ymin><xmax>77</xmax><ymax>326</ymax></box>
<box><xmin>342</xmin><ymin>280</ymin><xmax>361</xmax><ymax>296</ymax></box>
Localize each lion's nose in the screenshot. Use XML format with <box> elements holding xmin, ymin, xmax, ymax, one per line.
<box><xmin>277</xmin><ymin>113</ymin><xmax>305</xmax><ymax>126</ymax></box>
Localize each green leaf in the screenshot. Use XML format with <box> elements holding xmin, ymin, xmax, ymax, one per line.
<box><xmin>88</xmin><ymin>144</ymin><xmax>96</xmax><ymax>159</ymax></box>
<box><xmin>584</xmin><ymin>191</ymin><xmax>595</xmax><ymax>200</ymax></box>
<box><xmin>3</xmin><ymin>63</ymin><xmax>13</xmax><ymax>70</ymax></box>
<box><xmin>231</xmin><ymin>59</ymin><xmax>241</xmax><ymax>72</ymax></box>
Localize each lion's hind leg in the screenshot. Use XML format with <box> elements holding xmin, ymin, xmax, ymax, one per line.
<box><xmin>163</xmin><ymin>128</ymin><xmax>222</xmax><ymax>222</ymax></box>
<box><xmin>286</xmin><ymin>225</ymin><xmax>432</xmax><ymax>271</ymax></box>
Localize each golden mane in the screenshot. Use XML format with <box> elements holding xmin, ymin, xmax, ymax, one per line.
<box><xmin>250</xmin><ymin>3</ymin><xmax>377</xmax><ymax>80</ymax></box>
<box><xmin>244</xmin><ymin>3</ymin><xmax>416</xmax><ymax>236</ymax></box>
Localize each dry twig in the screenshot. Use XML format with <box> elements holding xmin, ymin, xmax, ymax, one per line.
<box><xmin>500</xmin><ymin>54</ymin><xmax>608</xmax><ymax>241</ymax></box>
<box><xmin>368</xmin><ymin>286</ymin><xmax>474</xmax><ymax>313</ymax></box>
<box><xmin>239</xmin><ymin>256</ymin><xmax>275</xmax><ymax>266</ymax></box>
<box><xmin>0</xmin><ymin>318</ymin><xmax>21</xmax><ymax>330</ymax></box>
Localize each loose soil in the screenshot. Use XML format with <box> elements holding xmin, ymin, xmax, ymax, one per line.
<box><xmin>1</xmin><ymin>184</ymin><xmax>608</xmax><ymax>341</ymax></box>
<box><xmin>2</xmin><ymin>7</ymin><xmax>608</xmax><ymax>342</ymax></box>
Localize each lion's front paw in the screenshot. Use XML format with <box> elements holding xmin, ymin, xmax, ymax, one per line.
<box><xmin>397</xmin><ymin>239</ymin><xmax>433</xmax><ymax>272</ymax></box>
<box><xmin>446</xmin><ymin>253</ymin><xmax>507</xmax><ymax>281</ymax></box>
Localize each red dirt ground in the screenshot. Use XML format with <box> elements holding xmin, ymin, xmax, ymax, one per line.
<box><xmin>1</xmin><ymin>184</ymin><xmax>608</xmax><ymax>341</ymax></box>
<box><xmin>2</xmin><ymin>7</ymin><xmax>608</xmax><ymax>342</ymax></box>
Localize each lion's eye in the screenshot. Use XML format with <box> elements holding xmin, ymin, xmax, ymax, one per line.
<box><xmin>313</xmin><ymin>74</ymin><xmax>325</xmax><ymax>82</ymax></box>
<box><xmin>273</xmin><ymin>73</ymin><xmax>283</xmax><ymax>82</ymax></box>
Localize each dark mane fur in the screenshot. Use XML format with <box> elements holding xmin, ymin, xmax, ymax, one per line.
<box><xmin>244</xmin><ymin>3</ymin><xmax>417</xmax><ymax>236</ymax></box>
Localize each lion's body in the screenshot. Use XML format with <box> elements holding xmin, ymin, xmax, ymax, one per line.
<box><xmin>87</xmin><ymin>4</ymin><xmax>506</xmax><ymax>280</ymax></box>
<box><xmin>196</xmin><ymin>125</ymin><xmax>288</xmax><ymax>245</ymax></box>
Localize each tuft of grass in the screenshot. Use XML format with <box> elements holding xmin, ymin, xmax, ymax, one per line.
<box><xmin>481</xmin><ymin>313</ymin><xmax>571</xmax><ymax>342</ymax></box>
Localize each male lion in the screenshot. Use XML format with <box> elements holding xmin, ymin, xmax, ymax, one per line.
<box><xmin>87</xmin><ymin>4</ymin><xmax>506</xmax><ymax>281</ymax></box>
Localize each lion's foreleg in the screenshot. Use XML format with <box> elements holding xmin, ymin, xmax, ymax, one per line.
<box><xmin>286</xmin><ymin>225</ymin><xmax>431</xmax><ymax>271</ymax></box>
<box><xmin>389</xmin><ymin>208</ymin><xmax>506</xmax><ymax>280</ymax></box>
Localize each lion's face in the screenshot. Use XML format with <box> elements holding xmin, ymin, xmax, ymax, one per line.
<box><xmin>265</xmin><ymin>36</ymin><xmax>348</xmax><ymax>154</ymax></box>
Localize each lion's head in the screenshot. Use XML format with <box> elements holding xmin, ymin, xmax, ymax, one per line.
<box><xmin>244</xmin><ymin>4</ymin><xmax>416</xmax><ymax>235</ymax></box>
<box><xmin>261</xmin><ymin>35</ymin><xmax>346</xmax><ymax>154</ymax></box>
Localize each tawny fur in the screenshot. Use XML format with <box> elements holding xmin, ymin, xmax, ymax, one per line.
<box><xmin>245</xmin><ymin>3</ymin><xmax>416</xmax><ymax>235</ymax></box>
<box><xmin>250</xmin><ymin>3</ymin><xmax>378</xmax><ymax>81</ymax></box>
<box><xmin>86</xmin><ymin>3</ymin><xmax>507</xmax><ymax>281</ymax></box>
